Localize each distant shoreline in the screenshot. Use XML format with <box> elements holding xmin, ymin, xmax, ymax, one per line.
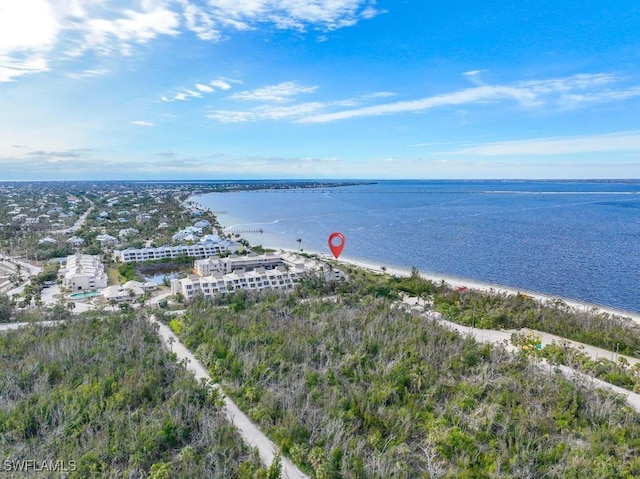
<box><xmin>190</xmin><ymin>192</ymin><xmax>640</xmax><ymax>323</ymax></box>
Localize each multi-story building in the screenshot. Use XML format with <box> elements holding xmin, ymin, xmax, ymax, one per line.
<box><xmin>60</xmin><ymin>253</ymin><xmax>108</xmax><ymax>291</ymax></box>
<box><xmin>194</xmin><ymin>252</ymin><xmax>287</xmax><ymax>276</ymax></box>
<box><xmin>172</xmin><ymin>251</ymin><xmax>347</xmax><ymax>301</ymax></box>
<box><xmin>115</xmin><ymin>238</ymin><xmax>239</xmax><ymax>263</ymax></box>
<box><xmin>172</xmin><ymin>266</ymin><xmax>301</xmax><ymax>300</ymax></box>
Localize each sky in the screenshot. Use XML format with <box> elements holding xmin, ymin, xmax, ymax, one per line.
<box><xmin>1</xmin><ymin>0</ymin><xmax>639</xmax><ymax>180</ymax></box>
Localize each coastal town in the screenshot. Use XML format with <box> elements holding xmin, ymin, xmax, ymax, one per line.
<box><xmin>0</xmin><ymin>181</ymin><xmax>348</xmax><ymax>318</ymax></box>
<box><xmin>2</xmin><ymin>181</ymin><xmax>640</xmax><ymax>478</ymax></box>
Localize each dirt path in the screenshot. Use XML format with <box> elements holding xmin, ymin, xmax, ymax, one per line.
<box><xmin>149</xmin><ymin>316</ymin><xmax>309</xmax><ymax>479</ymax></box>
<box><xmin>402</xmin><ymin>297</ymin><xmax>640</xmax><ymax>411</ymax></box>
<box><xmin>0</xmin><ymin>316</ymin><xmax>308</xmax><ymax>478</ymax></box>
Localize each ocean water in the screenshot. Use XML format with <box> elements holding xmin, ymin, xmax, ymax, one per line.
<box><xmin>194</xmin><ymin>180</ymin><xmax>640</xmax><ymax>313</ymax></box>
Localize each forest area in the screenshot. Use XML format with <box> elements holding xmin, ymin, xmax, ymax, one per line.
<box><xmin>0</xmin><ymin>313</ymin><xmax>278</xmax><ymax>478</ymax></box>
<box><xmin>171</xmin><ymin>286</ymin><xmax>640</xmax><ymax>479</ymax></box>
<box><xmin>3</xmin><ymin>266</ymin><xmax>640</xmax><ymax>478</ymax></box>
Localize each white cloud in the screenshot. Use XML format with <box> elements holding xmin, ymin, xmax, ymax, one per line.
<box><xmin>298</xmin><ymin>73</ymin><xmax>640</xmax><ymax>123</ymax></box>
<box><xmin>77</xmin><ymin>6</ymin><xmax>181</xmax><ymax>56</ymax></box>
<box><xmin>162</xmin><ymin>78</ymin><xmax>234</xmax><ymax>102</ymax></box>
<box><xmin>177</xmin><ymin>0</ymin><xmax>221</xmax><ymax>41</ymax></box>
<box><xmin>131</xmin><ymin>120</ymin><xmax>155</xmax><ymax>126</ymax></box>
<box><xmin>230</xmin><ymin>81</ymin><xmax>318</xmax><ymax>102</ymax></box>
<box><xmin>208</xmin><ymin>88</ymin><xmax>399</xmax><ymax>123</ymax></box>
<box><xmin>448</xmin><ymin>131</ymin><xmax>640</xmax><ymax>156</ymax></box>
<box><xmin>0</xmin><ymin>1</ymin><xmax>378</xmax><ymax>81</ymax></box>
<box><xmin>206</xmin><ymin>110</ymin><xmax>256</xmax><ymax>123</ymax></box>
<box><xmin>208</xmin><ymin>102</ymin><xmax>327</xmax><ymax>122</ymax></box>
<box><xmin>204</xmin><ymin>73</ymin><xmax>640</xmax><ymax>125</ymax></box>
<box><xmin>210</xmin><ymin>79</ymin><xmax>232</xmax><ymax>90</ymax></box>
<box><xmin>195</xmin><ymin>83</ymin><xmax>214</xmax><ymax>93</ymax></box>
<box><xmin>299</xmin><ymin>84</ymin><xmax>539</xmax><ymax>123</ymax></box>
<box><xmin>0</xmin><ymin>0</ymin><xmax>58</xmax><ymax>81</ymax></box>
<box><xmin>66</xmin><ymin>68</ymin><xmax>110</xmax><ymax>79</ymax></box>
<box><xmin>0</xmin><ymin>0</ymin><xmax>58</xmax><ymax>52</ymax></box>
<box><xmin>0</xmin><ymin>55</ymin><xmax>51</xmax><ymax>82</ymax></box>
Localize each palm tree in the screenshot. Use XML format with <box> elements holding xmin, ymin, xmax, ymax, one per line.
<box><xmin>296</xmin><ymin>238</ymin><xmax>302</xmax><ymax>252</ymax></box>
<box><xmin>66</xmin><ymin>301</ymin><xmax>76</xmax><ymax>313</ymax></box>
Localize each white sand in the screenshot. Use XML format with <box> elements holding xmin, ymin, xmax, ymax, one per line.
<box><xmin>190</xmin><ymin>195</ymin><xmax>640</xmax><ymax>323</ymax></box>
<box><xmin>270</xmin><ymin>245</ymin><xmax>640</xmax><ymax>324</ymax></box>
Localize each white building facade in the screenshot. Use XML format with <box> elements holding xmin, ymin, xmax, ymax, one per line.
<box><xmin>60</xmin><ymin>253</ymin><xmax>108</xmax><ymax>291</ymax></box>
<box><xmin>172</xmin><ymin>251</ymin><xmax>347</xmax><ymax>301</ymax></box>
<box><xmin>115</xmin><ymin>239</ymin><xmax>239</xmax><ymax>263</ymax></box>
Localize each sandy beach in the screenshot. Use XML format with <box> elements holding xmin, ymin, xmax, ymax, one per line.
<box><xmin>271</xmin><ymin>245</ymin><xmax>640</xmax><ymax>324</ymax></box>
<box><xmin>190</xmin><ymin>194</ymin><xmax>640</xmax><ymax>324</ymax></box>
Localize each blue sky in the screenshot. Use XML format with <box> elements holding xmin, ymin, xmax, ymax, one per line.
<box><xmin>1</xmin><ymin>0</ymin><xmax>639</xmax><ymax>180</ymax></box>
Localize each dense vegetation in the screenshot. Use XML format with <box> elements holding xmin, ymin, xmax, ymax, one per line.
<box><xmin>431</xmin><ymin>288</ymin><xmax>640</xmax><ymax>356</ymax></box>
<box><xmin>0</xmin><ymin>312</ymin><xmax>271</xmax><ymax>478</ymax></box>
<box><xmin>310</xmin><ymin>266</ymin><xmax>640</xmax><ymax>358</ymax></box>
<box><xmin>512</xmin><ymin>331</ymin><xmax>640</xmax><ymax>393</ymax></box>
<box><xmin>174</xmin><ymin>291</ymin><xmax>640</xmax><ymax>478</ymax></box>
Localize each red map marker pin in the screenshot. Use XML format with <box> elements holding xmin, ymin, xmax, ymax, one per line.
<box><xmin>328</xmin><ymin>232</ymin><xmax>345</xmax><ymax>258</ymax></box>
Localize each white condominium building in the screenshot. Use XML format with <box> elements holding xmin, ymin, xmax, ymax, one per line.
<box><xmin>172</xmin><ymin>266</ymin><xmax>300</xmax><ymax>301</ymax></box>
<box><xmin>115</xmin><ymin>239</ymin><xmax>239</xmax><ymax>263</ymax></box>
<box><xmin>172</xmin><ymin>251</ymin><xmax>347</xmax><ymax>301</ymax></box>
<box><xmin>195</xmin><ymin>252</ymin><xmax>287</xmax><ymax>276</ymax></box>
<box><xmin>194</xmin><ymin>251</ymin><xmax>344</xmax><ymax>278</ymax></box>
<box><xmin>60</xmin><ymin>253</ymin><xmax>108</xmax><ymax>291</ymax></box>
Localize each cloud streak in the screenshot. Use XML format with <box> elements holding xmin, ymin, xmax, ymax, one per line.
<box><xmin>448</xmin><ymin>131</ymin><xmax>640</xmax><ymax>156</ymax></box>
<box><xmin>204</xmin><ymin>73</ymin><xmax>639</xmax><ymax>125</ymax></box>
<box><xmin>209</xmin><ymin>85</ymin><xmax>397</xmax><ymax>122</ymax></box>
<box><xmin>161</xmin><ymin>78</ymin><xmax>235</xmax><ymax>102</ymax></box>
<box><xmin>230</xmin><ymin>81</ymin><xmax>318</xmax><ymax>102</ymax></box>
<box><xmin>298</xmin><ymin>73</ymin><xmax>640</xmax><ymax>123</ymax></box>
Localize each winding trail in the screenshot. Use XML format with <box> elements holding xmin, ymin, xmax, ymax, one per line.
<box><xmin>3</xmin><ymin>293</ymin><xmax>640</xmax><ymax>475</ymax></box>
<box><xmin>149</xmin><ymin>316</ymin><xmax>309</xmax><ymax>479</ymax></box>
<box><xmin>0</xmin><ymin>316</ymin><xmax>308</xmax><ymax>478</ymax></box>
<box><xmin>402</xmin><ymin>297</ymin><xmax>640</xmax><ymax>411</ymax></box>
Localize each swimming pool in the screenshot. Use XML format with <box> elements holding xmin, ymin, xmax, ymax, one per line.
<box><xmin>69</xmin><ymin>291</ymin><xmax>102</xmax><ymax>299</ymax></box>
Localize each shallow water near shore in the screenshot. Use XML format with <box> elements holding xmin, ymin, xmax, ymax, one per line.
<box><xmin>194</xmin><ymin>180</ymin><xmax>640</xmax><ymax>314</ymax></box>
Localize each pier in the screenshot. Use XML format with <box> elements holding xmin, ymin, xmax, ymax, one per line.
<box><xmin>225</xmin><ymin>228</ymin><xmax>264</xmax><ymax>234</ymax></box>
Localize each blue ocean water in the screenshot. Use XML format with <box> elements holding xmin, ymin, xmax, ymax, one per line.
<box><xmin>194</xmin><ymin>180</ymin><xmax>640</xmax><ymax>313</ymax></box>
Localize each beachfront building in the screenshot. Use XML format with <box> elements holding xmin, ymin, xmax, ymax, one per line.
<box><xmin>115</xmin><ymin>237</ymin><xmax>239</xmax><ymax>263</ymax></box>
<box><xmin>172</xmin><ymin>266</ymin><xmax>299</xmax><ymax>301</ymax></box>
<box><xmin>193</xmin><ymin>251</ymin><xmax>342</xmax><ymax>278</ymax></box>
<box><xmin>103</xmin><ymin>280</ymin><xmax>157</xmax><ymax>302</ymax></box>
<box><xmin>60</xmin><ymin>252</ymin><xmax>108</xmax><ymax>291</ymax></box>
<box><xmin>194</xmin><ymin>252</ymin><xmax>286</xmax><ymax>276</ymax></box>
<box><xmin>172</xmin><ymin>250</ymin><xmax>347</xmax><ymax>301</ymax></box>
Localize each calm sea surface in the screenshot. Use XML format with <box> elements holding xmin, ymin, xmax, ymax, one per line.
<box><xmin>194</xmin><ymin>180</ymin><xmax>640</xmax><ymax>313</ymax></box>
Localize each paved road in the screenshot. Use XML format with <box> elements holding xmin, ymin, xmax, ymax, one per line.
<box><xmin>2</xmin><ymin>257</ymin><xmax>43</xmax><ymax>297</ymax></box>
<box><xmin>0</xmin><ymin>320</ymin><xmax>65</xmax><ymax>331</ymax></box>
<box><xmin>150</xmin><ymin>316</ymin><xmax>309</xmax><ymax>479</ymax></box>
<box><xmin>49</xmin><ymin>198</ymin><xmax>94</xmax><ymax>235</ymax></box>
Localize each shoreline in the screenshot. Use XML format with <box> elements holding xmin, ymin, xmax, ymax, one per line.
<box><xmin>189</xmin><ymin>194</ymin><xmax>640</xmax><ymax>323</ymax></box>
<box><xmin>279</xmin><ymin>245</ymin><xmax>640</xmax><ymax>323</ymax></box>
